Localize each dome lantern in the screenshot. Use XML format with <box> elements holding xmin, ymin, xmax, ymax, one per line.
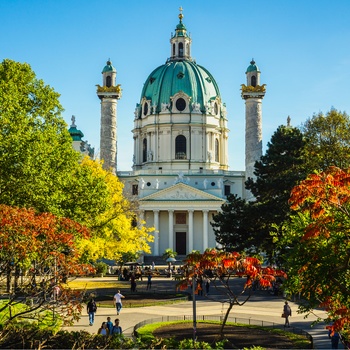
<box><xmin>170</xmin><ymin>7</ymin><xmax>192</xmax><ymax>61</ymax></box>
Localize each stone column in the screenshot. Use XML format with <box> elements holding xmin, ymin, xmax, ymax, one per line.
<box><xmin>168</xmin><ymin>210</ymin><xmax>174</xmax><ymax>250</ymax></box>
<box><xmin>154</xmin><ymin>210</ymin><xmax>159</xmax><ymax>256</ymax></box>
<box><xmin>139</xmin><ymin>210</ymin><xmax>144</xmax><ymax>225</ymax></box>
<box><xmin>202</xmin><ymin>210</ymin><xmax>209</xmax><ymax>251</ymax></box>
<box><xmin>188</xmin><ymin>210</ymin><xmax>194</xmax><ymax>252</ymax></box>
<box><xmin>100</xmin><ymin>99</ymin><xmax>117</xmax><ymax>173</ymax></box>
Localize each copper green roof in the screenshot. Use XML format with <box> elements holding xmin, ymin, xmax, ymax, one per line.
<box><xmin>68</xmin><ymin>126</ymin><xmax>84</xmax><ymax>141</ymax></box>
<box><xmin>139</xmin><ymin>60</ymin><xmax>221</xmax><ymax>113</ymax></box>
<box><xmin>246</xmin><ymin>59</ymin><xmax>260</xmax><ymax>73</ymax></box>
<box><xmin>102</xmin><ymin>60</ymin><xmax>116</xmax><ymax>73</ymax></box>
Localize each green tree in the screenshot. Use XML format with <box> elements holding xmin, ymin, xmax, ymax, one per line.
<box><xmin>212</xmin><ymin>124</ymin><xmax>306</xmax><ymax>261</ymax></box>
<box><xmin>211</xmin><ymin>194</ymin><xmax>253</xmax><ymax>252</ymax></box>
<box><xmin>301</xmin><ymin>108</ymin><xmax>350</xmax><ymax>171</ymax></box>
<box><xmin>246</xmin><ymin>124</ymin><xmax>306</xmax><ymax>260</ymax></box>
<box><xmin>0</xmin><ymin>60</ymin><xmax>154</xmax><ymax>264</ymax></box>
<box><xmin>162</xmin><ymin>248</ymin><xmax>177</xmax><ymax>260</ymax></box>
<box><xmin>0</xmin><ymin>59</ymin><xmax>81</xmax><ymax>213</ymax></box>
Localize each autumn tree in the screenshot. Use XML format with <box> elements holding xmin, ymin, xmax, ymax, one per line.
<box><xmin>178</xmin><ymin>249</ymin><xmax>286</xmax><ymax>337</ymax></box>
<box><xmin>0</xmin><ymin>204</ymin><xmax>94</xmax><ymax>325</ymax></box>
<box><xmin>70</xmin><ymin>158</ymin><xmax>154</xmax><ymax>263</ymax></box>
<box><xmin>276</xmin><ymin>167</ymin><xmax>350</xmax><ymax>339</ymax></box>
<box><xmin>0</xmin><ymin>59</ymin><xmax>82</xmax><ymax>214</ymax></box>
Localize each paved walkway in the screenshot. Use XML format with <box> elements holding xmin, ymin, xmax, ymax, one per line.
<box><xmin>64</xmin><ymin>276</ymin><xmax>332</xmax><ymax>349</ymax></box>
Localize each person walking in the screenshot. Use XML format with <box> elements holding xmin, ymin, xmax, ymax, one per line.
<box><xmin>106</xmin><ymin>316</ymin><xmax>113</xmax><ymax>335</ymax></box>
<box><xmin>147</xmin><ymin>273</ymin><xmax>152</xmax><ymax>290</ymax></box>
<box><xmin>111</xmin><ymin>318</ymin><xmax>123</xmax><ymax>335</ymax></box>
<box><xmin>283</xmin><ymin>301</ymin><xmax>292</xmax><ymax>327</ymax></box>
<box><xmin>113</xmin><ymin>290</ymin><xmax>125</xmax><ymax>315</ymax></box>
<box><xmin>130</xmin><ymin>273</ymin><xmax>137</xmax><ymax>292</ymax></box>
<box><xmin>86</xmin><ymin>298</ymin><xmax>97</xmax><ymax>326</ymax></box>
<box><xmin>328</xmin><ymin>328</ymin><xmax>340</xmax><ymax>349</ymax></box>
<box><xmin>97</xmin><ymin>321</ymin><xmax>109</xmax><ymax>336</ymax></box>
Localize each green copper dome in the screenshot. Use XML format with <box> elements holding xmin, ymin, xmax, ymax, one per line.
<box><xmin>68</xmin><ymin>125</ymin><xmax>84</xmax><ymax>141</ymax></box>
<box><xmin>139</xmin><ymin>60</ymin><xmax>221</xmax><ymax>114</ymax></box>
<box><xmin>102</xmin><ymin>60</ymin><xmax>116</xmax><ymax>73</ymax></box>
<box><xmin>246</xmin><ymin>59</ymin><xmax>260</xmax><ymax>73</ymax></box>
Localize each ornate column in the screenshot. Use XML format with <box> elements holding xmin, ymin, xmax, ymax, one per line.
<box><xmin>188</xmin><ymin>210</ymin><xmax>194</xmax><ymax>252</ymax></box>
<box><xmin>154</xmin><ymin>210</ymin><xmax>159</xmax><ymax>256</ymax></box>
<box><xmin>168</xmin><ymin>210</ymin><xmax>174</xmax><ymax>250</ymax></box>
<box><xmin>202</xmin><ymin>210</ymin><xmax>209</xmax><ymax>251</ymax></box>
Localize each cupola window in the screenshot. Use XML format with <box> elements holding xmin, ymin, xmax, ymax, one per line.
<box><xmin>142</xmin><ymin>138</ymin><xmax>147</xmax><ymax>162</ymax></box>
<box><xmin>176</xmin><ymin>98</ymin><xmax>186</xmax><ymax>112</ymax></box>
<box><xmin>172</xmin><ymin>43</ymin><xmax>176</xmax><ymax>56</ymax></box>
<box><xmin>106</xmin><ymin>76</ymin><xmax>111</xmax><ymax>87</ymax></box>
<box><xmin>215</xmin><ymin>139</ymin><xmax>219</xmax><ymax>162</ymax></box>
<box><xmin>175</xmin><ymin>135</ymin><xmax>186</xmax><ymax>159</ymax></box>
<box><xmin>179</xmin><ymin>42</ymin><xmax>184</xmax><ymax>57</ymax></box>
<box><xmin>251</xmin><ymin>75</ymin><xmax>256</xmax><ymax>87</ymax></box>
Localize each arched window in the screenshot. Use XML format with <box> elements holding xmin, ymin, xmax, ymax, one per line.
<box><xmin>179</xmin><ymin>43</ymin><xmax>184</xmax><ymax>57</ymax></box>
<box><xmin>173</xmin><ymin>43</ymin><xmax>176</xmax><ymax>56</ymax></box>
<box><xmin>143</xmin><ymin>102</ymin><xmax>148</xmax><ymax>116</ymax></box>
<box><xmin>215</xmin><ymin>139</ymin><xmax>219</xmax><ymax>162</ymax></box>
<box><xmin>175</xmin><ymin>135</ymin><xmax>186</xmax><ymax>159</ymax></box>
<box><xmin>251</xmin><ymin>75</ymin><xmax>256</xmax><ymax>87</ymax></box>
<box><xmin>106</xmin><ymin>76</ymin><xmax>111</xmax><ymax>87</ymax></box>
<box><xmin>143</xmin><ymin>138</ymin><xmax>147</xmax><ymax>162</ymax></box>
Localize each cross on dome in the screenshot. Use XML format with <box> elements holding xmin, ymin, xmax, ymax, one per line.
<box><xmin>179</xmin><ymin>6</ymin><xmax>183</xmax><ymax>22</ymax></box>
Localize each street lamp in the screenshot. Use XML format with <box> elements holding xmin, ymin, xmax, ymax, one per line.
<box><xmin>192</xmin><ymin>275</ymin><xmax>197</xmax><ymax>343</ymax></box>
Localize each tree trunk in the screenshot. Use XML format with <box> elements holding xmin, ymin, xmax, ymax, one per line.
<box><xmin>219</xmin><ymin>302</ymin><xmax>234</xmax><ymax>337</ymax></box>
<box><xmin>6</xmin><ymin>264</ymin><xmax>12</xmax><ymax>293</ymax></box>
<box><xmin>14</xmin><ymin>265</ymin><xmax>20</xmax><ymax>292</ymax></box>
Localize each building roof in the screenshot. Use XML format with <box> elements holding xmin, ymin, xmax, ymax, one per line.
<box><xmin>102</xmin><ymin>60</ymin><xmax>116</xmax><ymax>73</ymax></box>
<box><xmin>246</xmin><ymin>59</ymin><xmax>260</xmax><ymax>73</ymax></box>
<box><xmin>68</xmin><ymin>125</ymin><xmax>84</xmax><ymax>141</ymax></box>
<box><xmin>139</xmin><ymin>59</ymin><xmax>221</xmax><ymax>114</ymax></box>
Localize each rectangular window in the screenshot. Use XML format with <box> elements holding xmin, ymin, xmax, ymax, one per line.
<box><xmin>176</xmin><ymin>213</ymin><xmax>186</xmax><ymax>224</ymax></box>
<box><xmin>132</xmin><ymin>184</ymin><xmax>138</xmax><ymax>195</ymax></box>
<box><xmin>224</xmin><ymin>185</ymin><xmax>231</xmax><ymax>196</ymax></box>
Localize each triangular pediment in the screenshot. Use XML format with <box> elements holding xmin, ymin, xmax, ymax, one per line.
<box><xmin>141</xmin><ymin>183</ymin><xmax>223</xmax><ymax>201</ymax></box>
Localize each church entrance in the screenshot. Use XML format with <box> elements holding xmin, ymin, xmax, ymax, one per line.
<box><xmin>176</xmin><ymin>232</ymin><xmax>186</xmax><ymax>255</ymax></box>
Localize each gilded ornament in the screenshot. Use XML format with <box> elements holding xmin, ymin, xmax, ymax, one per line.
<box><xmin>96</xmin><ymin>84</ymin><xmax>122</xmax><ymax>94</ymax></box>
<box><xmin>240</xmin><ymin>84</ymin><xmax>266</xmax><ymax>93</ymax></box>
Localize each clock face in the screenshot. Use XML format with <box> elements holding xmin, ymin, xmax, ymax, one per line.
<box><xmin>176</xmin><ymin>98</ymin><xmax>186</xmax><ymax>111</ymax></box>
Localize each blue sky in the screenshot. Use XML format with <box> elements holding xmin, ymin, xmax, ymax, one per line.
<box><xmin>2</xmin><ymin>0</ymin><xmax>350</xmax><ymax>171</ymax></box>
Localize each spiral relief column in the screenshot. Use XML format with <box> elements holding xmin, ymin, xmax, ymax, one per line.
<box><xmin>96</xmin><ymin>60</ymin><xmax>122</xmax><ymax>174</ymax></box>
<box><xmin>241</xmin><ymin>60</ymin><xmax>266</xmax><ymax>200</ymax></box>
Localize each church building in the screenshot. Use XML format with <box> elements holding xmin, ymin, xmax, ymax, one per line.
<box><xmin>94</xmin><ymin>9</ymin><xmax>266</xmax><ymax>259</ymax></box>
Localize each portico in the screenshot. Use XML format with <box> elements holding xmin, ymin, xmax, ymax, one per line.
<box><xmin>139</xmin><ymin>182</ymin><xmax>225</xmax><ymax>255</ymax></box>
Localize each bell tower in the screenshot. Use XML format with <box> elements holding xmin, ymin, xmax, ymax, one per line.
<box><xmin>96</xmin><ymin>60</ymin><xmax>122</xmax><ymax>174</ymax></box>
<box><xmin>241</xmin><ymin>59</ymin><xmax>266</xmax><ymax>199</ymax></box>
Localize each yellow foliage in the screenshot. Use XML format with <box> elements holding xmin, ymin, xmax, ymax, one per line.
<box><xmin>76</xmin><ymin>158</ymin><xmax>154</xmax><ymax>262</ymax></box>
